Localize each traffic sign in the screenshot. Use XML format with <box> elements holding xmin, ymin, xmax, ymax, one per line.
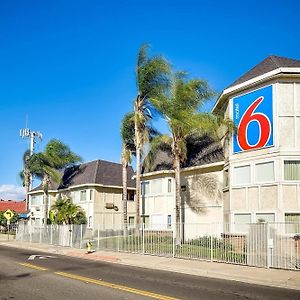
<box><xmin>3</xmin><ymin>209</ymin><xmax>14</xmax><ymax>221</ymax></box>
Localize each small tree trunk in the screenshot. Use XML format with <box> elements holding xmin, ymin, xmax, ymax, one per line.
<box><xmin>43</xmin><ymin>175</ymin><xmax>50</xmax><ymax>228</ymax></box>
<box><xmin>174</xmin><ymin>154</ymin><xmax>181</xmax><ymax>246</ymax></box>
<box><xmin>135</xmin><ymin>145</ymin><xmax>141</xmax><ymax>230</ymax></box>
<box><xmin>43</xmin><ymin>191</ymin><xmax>49</xmax><ymax>228</ymax></box>
<box><xmin>122</xmin><ymin>152</ymin><xmax>128</xmax><ymax>236</ymax></box>
<box><xmin>134</xmin><ymin>105</ymin><xmax>141</xmax><ymax>231</ymax></box>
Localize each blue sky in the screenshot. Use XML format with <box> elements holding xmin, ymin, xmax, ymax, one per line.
<box><xmin>0</xmin><ymin>0</ymin><xmax>299</xmax><ymax>199</ymax></box>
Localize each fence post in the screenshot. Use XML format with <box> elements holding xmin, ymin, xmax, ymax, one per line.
<box><xmin>172</xmin><ymin>224</ymin><xmax>175</xmax><ymax>258</ymax></box>
<box><xmin>266</xmin><ymin>223</ymin><xmax>271</xmax><ymax>268</ymax></box>
<box><xmin>142</xmin><ymin>223</ymin><xmax>145</xmax><ymax>254</ymax></box>
<box><xmin>210</xmin><ymin>231</ymin><xmax>213</xmax><ymax>262</ymax></box>
<box><xmin>50</xmin><ymin>224</ymin><xmax>53</xmax><ymax>245</ymax></box>
<box><xmin>97</xmin><ymin>223</ymin><xmax>100</xmax><ymax>250</ymax></box>
<box><xmin>80</xmin><ymin>224</ymin><xmax>83</xmax><ymax>249</ymax></box>
<box><xmin>70</xmin><ymin>224</ymin><xmax>73</xmax><ymax>248</ymax></box>
<box><xmin>39</xmin><ymin>227</ymin><xmax>42</xmax><ymax>243</ymax></box>
<box><xmin>29</xmin><ymin>225</ymin><xmax>32</xmax><ymax>243</ymax></box>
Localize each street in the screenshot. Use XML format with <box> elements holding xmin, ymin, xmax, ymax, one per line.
<box><xmin>0</xmin><ymin>245</ymin><xmax>299</xmax><ymax>300</ymax></box>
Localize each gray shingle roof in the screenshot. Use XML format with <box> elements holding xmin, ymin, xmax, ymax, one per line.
<box><xmin>30</xmin><ymin>159</ymin><xmax>135</xmax><ymax>192</ymax></box>
<box><xmin>228</xmin><ymin>55</ymin><xmax>300</xmax><ymax>88</ymax></box>
<box><xmin>142</xmin><ymin>134</ymin><xmax>224</xmax><ymax>173</ymax></box>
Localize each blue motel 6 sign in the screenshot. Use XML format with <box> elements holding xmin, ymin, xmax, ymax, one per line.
<box><xmin>233</xmin><ymin>85</ymin><xmax>273</xmax><ymax>153</ymax></box>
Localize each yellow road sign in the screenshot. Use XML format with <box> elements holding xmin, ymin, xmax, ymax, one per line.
<box><xmin>3</xmin><ymin>209</ymin><xmax>14</xmax><ymax>221</ymax></box>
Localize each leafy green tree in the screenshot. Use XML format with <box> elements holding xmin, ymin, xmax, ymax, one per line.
<box><xmin>49</xmin><ymin>196</ymin><xmax>86</xmax><ymax>225</ymax></box>
<box><xmin>133</xmin><ymin>44</ymin><xmax>171</xmax><ymax>227</ymax></box>
<box><xmin>26</xmin><ymin>139</ymin><xmax>81</xmax><ymax>227</ymax></box>
<box><xmin>150</xmin><ymin>72</ymin><xmax>233</xmax><ymax>244</ymax></box>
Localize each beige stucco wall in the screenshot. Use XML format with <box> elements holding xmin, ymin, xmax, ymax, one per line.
<box><xmin>28</xmin><ymin>185</ymin><xmax>136</xmax><ymax>229</ymax></box>
<box><xmin>141</xmin><ymin>164</ymin><xmax>224</xmax><ymax>236</ymax></box>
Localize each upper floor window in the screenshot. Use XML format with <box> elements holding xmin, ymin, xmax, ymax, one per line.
<box><xmin>284</xmin><ymin>161</ymin><xmax>300</xmax><ymax>180</ymax></box>
<box><xmin>31</xmin><ymin>195</ymin><xmax>42</xmax><ymax>206</ymax></box>
<box><xmin>80</xmin><ymin>190</ymin><xmax>87</xmax><ymax>202</ymax></box>
<box><xmin>90</xmin><ymin>190</ymin><xmax>94</xmax><ymax>201</ymax></box>
<box><xmin>255</xmin><ymin>162</ymin><xmax>274</xmax><ymax>183</ymax></box>
<box><xmin>233</xmin><ymin>165</ymin><xmax>250</xmax><ymax>185</ymax></box>
<box><xmin>127</xmin><ymin>191</ymin><xmax>134</xmax><ymax>201</ymax></box>
<box><xmin>141</xmin><ymin>182</ymin><xmax>150</xmax><ymax>195</ymax></box>
<box><xmin>167</xmin><ymin>179</ymin><xmax>172</xmax><ymax>193</ymax></box>
<box><xmin>151</xmin><ymin>179</ymin><xmax>162</xmax><ymax>194</ymax></box>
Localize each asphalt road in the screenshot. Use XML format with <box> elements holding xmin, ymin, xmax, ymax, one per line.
<box><xmin>0</xmin><ymin>245</ymin><xmax>299</xmax><ymax>300</ymax></box>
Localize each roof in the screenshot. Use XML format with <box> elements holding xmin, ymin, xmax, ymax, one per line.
<box><xmin>142</xmin><ymin>134</ymin><xmax>224</xmax><ymax>173</ymax></box>
<box><xmin>228</xmin><ymin>55</ymin><xmax>300</xmax><ymax>88</ymax></box>
<box><xmin>30</xmin><ymin>159</ymin><xmax>135</xmax><ymax>192</ymax></box>
<box><xmin>0</xmin><ymin>200</ymin><xmax>28</xmax><ymax>213</ymax></box>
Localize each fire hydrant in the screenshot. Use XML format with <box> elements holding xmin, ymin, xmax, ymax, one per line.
<box><xmin>86</xmin><ymin>240</ymin><xmax>95</xmax><ymax>254</ymax></box>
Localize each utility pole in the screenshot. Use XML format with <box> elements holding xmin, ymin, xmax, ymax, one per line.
<box><xmin>20</xmin><ymin>127</ymin><xmax>42</xmax><ymax>210</ymax></box>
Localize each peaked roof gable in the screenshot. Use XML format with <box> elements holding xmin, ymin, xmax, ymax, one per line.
<box><xmin>30</xmin><ymin>159</ymin><xmax>135</xmax><ymax>192</ymax></box>
<box><xmin>228</xmin><ymin>55</ymin><xmax>300</xmax><ymax>88</ymax></box>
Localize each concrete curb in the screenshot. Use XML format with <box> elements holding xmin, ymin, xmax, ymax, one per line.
<box><xmin>1</xmin><ymin>241</ymin><xmax>299</xmax><ymax>291</ymax></box>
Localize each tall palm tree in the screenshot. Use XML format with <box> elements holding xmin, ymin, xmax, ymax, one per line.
<box><xmin>121</xmin><ymin>112</ymin><xmax>135</xmax><ymax>234</ymax></box>
<box><xmin>150</xmin><ymin>72</ymin><xmax>233</xmax><ymax>244</ymax></box>
<box><xmin>134</xmin><ymin>44</ymin><xmax>170</xmax><ymax>227</ymax></box>
<box><xmin>27</xmin><ymin>139</ymin><xmax>81</xmax><ymax>227</ymax></box>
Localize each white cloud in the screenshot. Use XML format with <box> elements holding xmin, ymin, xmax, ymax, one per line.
<box><xmin>0</xmin><ymin>184</ymin><xmax>26</xmax><ymax>200</ymax></box>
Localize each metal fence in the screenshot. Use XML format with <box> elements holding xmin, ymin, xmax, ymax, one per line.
<box><xmin>16</xmin><ymin>222</ymin><xmax>300</xmax><ymax>271</ymax></box>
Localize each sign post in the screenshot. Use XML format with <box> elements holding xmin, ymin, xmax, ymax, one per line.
<box><xmin>3</xmin><ymin>209</ymin><xmax>14</xmax><ymax>241</ymax></box>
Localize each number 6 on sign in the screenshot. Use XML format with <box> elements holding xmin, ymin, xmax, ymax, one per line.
<box><xmin>233</xmin><ymin>86</ymin><xmax>273</xmax><ymax>154</ymax></box>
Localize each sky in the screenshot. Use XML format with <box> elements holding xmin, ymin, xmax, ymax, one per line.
<box><xmin>0</xmin><ymin>0</ymin><xmax>299</xmax><ymax>200</ymax></box>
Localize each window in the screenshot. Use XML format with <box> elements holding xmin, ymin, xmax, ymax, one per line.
<box><xmin>141</xmin><ymin>182</ymin><xmax>150</xmax><ymax>195</ymax></box>
<box><xmin>168</xmin><ymin>179</ymin><xmax>172</xmax><ymax>193</ymax></box>
<box><xmin>255</xmin><ymin>162</ymin><xmax>274</xmax><ymax>183</ymax></box>
<box><xmin>167</xmin><ymin>215</ymin><xmax>172</xmax><ymax>229</ymax></box>
<box><xmin>31</xmin><ymin>196</ymin><xmax>41</xmax><ymax>206</ymax></box>
<box><xmin>127</xmin><ymin>191</ymin><xmax>134</xmax><ymax>201</ymax></box>
<box><xmin>80</xmin><ymin>190</ymin><xmax>87</xmax><ymax>202</ymax></box>
<box><xmin>233</xmin><ymin>165</ymin><xmax>250</xmax><ymax>185</ymax></box>
<box><xmin>142</xmin><ymin>216</ymin><xmax>149</xmax><ymax>229</ymax></box>
<box><xmin>128</xmin><ymin>216</ymin><xmax>135</xmax><ymax>228</ymax></box>
<box><xmin>90</xmin><ymin>190</ymin><xmax>93</xmax><ymax>201</ymax></box>
<box><xmin>151</xmin><ymin>179</ymin><xmax>162</xmax><ymax>194</ymax></box>
<box><xmin>255</xmin><ymin>213</ymin><xmax>275</xmax><ymax>223</ymax></box>
<box><xmin>285</xmin><ymin>213</ymin><xmax>300</xmax><ymax>233</ymax></box>
<box><xmin>234</xmin><ymin>213</ymin><xmax>251</xmax><ymax>233</ymax></box>
<box><xmin>284</xmin><ymin>161</ymin><xmax>300</xmax><ymax>180</ymax></box>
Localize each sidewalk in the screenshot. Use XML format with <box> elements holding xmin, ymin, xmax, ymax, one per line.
<box><xmin>1</xmin><ymin>239</ymin><xmax>300</xmax><ymax>291</ymax></box>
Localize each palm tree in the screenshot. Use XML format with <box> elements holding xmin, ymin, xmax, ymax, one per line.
<box><xmin>27</xmin><ymin>139</ymin><xmax>81</xmax><ymax>227</ymax></box>
<box><xmin>134</xmin><ymin>44</ymin><xmax>170</xmax><ymax>227</ymax></box>
<box><xmin>121</xmin><ymin>112</ymin><xmax>135</xmax><ymax>234</ymax></box>
<box><xmin>150</xmin><ymin>72</ymin><xmax>233</xmax><ymax>244</ymax></box>
<box><xmin>49</xmin><ymin>196</ymin><xmax>86</xmax><ymax>225</ymax></box>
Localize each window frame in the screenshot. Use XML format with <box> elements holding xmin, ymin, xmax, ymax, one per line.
<box><xmin>80</xmin><ymin>190</ymin><xmax>87</xmax><ymax>202</ymax></box>
<box><xmin>283</xmin><ymin>160</ymin><xmax>300</xmax><ymax>182</ymax></box>
<box><xmin>255</xmin><ymin>161</ymin><xmax>275</xmax><ymax>183</ymax></box>
<box><xmin>232</xmin><ymin>164</ymin><xmax>251</xmax><ymax>186</ymax></box>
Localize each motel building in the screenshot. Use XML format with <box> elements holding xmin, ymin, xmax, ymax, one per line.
<box><xmin>140</xmin><ymin>55</ymin><xmax>300</xmax><ymax>236</ymax></box>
